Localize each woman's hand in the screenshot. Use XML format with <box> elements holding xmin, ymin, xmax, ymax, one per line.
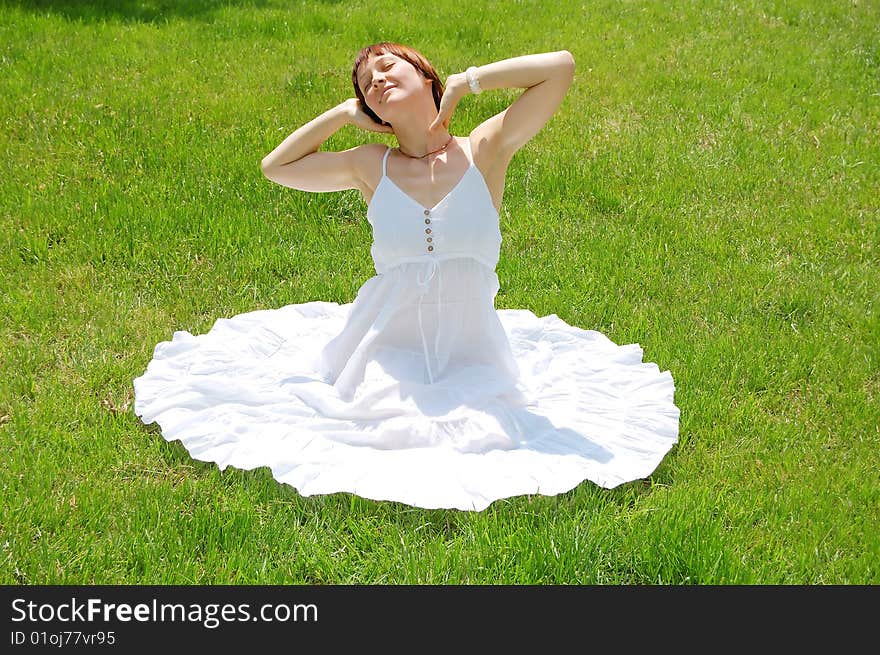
<box><xmin>343</xmin><ymin>98</ymin><xmax>395</xmax><ymax>134</ymax></box>
<box><xmin>428</xmin><ymin>72</ymin><xmax>470</xmax><ymax>132</ymax></box>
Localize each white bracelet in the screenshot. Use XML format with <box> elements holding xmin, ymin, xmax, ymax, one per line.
<box><xmin>465</xmin><ymin>66</ymin><xmax>482</xmax><ymax>95</ymax></box>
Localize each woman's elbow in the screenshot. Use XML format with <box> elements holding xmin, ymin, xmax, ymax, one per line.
<box><xmin>559</xmin><ymin>50</ymin><xmax>575</xmax><ymax>70</ymax></box>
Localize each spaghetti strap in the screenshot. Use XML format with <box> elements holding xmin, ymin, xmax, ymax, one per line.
<box><xmin>382</xmin><ymin>146</ymin><xmax>391</xmax><ymax>177</ymax></box>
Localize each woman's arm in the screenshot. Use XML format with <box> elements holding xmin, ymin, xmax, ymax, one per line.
<box><xmin>454</xmin><ymin>50</ymin><xmax>576</xmax><ymax>160</ymax></box>
<box><xmin>262</xmin><ymin>100</ymin><xmax>376</xmax><ymax>193</ymax></box>
<box><xmin>261</xmin><ymin>101</ymin><xmax>351</xmax><ymax>170</ymax></box>
<box><xmin>467</xmin><ymin>50</ymin><xmax>575</xmax><ymax>94</ymax></box>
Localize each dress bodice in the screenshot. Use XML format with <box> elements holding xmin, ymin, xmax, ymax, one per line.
<box><xmin>366</xmin><ymin>136</ymin><xmax>502</xmax><ymax>275</ymax></box>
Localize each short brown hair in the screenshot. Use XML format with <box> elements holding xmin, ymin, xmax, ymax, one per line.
<box><xmin>352</xmin><ymin>42</ymin><xmax>445</xmax><ymax>128</ymax></box>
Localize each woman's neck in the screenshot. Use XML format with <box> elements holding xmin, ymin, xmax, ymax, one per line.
<box><xmin>393</xmin><ymin>118</ymin><xmax>452</xmax><ymax>158</ymax></box>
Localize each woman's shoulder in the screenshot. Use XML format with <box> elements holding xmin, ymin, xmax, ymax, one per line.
<box><xmin>352</xmin><ymin>142</ymin><xmax>390</xmax><ymax>176</ymax></box>
<box><xmin>351</xmin><ymin>143</ymin><xmax>393</xmax><ymax>203</ymax></box>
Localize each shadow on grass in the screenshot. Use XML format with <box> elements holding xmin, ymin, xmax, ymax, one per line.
<box><xmin>2</xmin><ymin>0</ymin><xmax>344</xmax><ymax>24</ymax></box>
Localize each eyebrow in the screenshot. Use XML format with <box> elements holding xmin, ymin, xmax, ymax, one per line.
<box><xmin>358</xmin><ymin>55</ymin><xmax>392</xmax><ymax>89</ymax></box>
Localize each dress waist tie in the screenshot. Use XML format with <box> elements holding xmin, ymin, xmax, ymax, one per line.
<box><xmin>415</xmin><ymin>257</ymin><xmax>442</xmax><ymax>384</ymax></box>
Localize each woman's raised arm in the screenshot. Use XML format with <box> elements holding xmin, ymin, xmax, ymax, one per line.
<box><xmin>261</xmin><ymin>98</ymin><xmax>394</xmax><ymax>193</ymax></box>
<box><xmin>261</xmin><ymin>101</ymin><xmax>351</xmax><ymax>170</ymax></box>
<box><xmin>459</xmin><ymin>51</ymin><xmax>575</xmax><ymax>161</ymax></box>
<box><xmin>260</xmin><ymin>101</ymin><xmax>358</xmax><ymax>192</ymax></box>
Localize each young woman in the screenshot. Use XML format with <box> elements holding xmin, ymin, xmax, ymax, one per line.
<box><xmin>134</xmin><ymin>43</ymin><xmax>680</xmax><ymax>511</ymax></box>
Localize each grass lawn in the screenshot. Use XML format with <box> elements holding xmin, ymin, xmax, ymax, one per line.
<box><xmin>1</xmin><ymin>0</ymin><xmax>877</xmax><ymax>583</ymax></box>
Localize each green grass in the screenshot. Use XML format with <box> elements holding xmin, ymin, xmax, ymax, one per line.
<box><xmin>1</xmin><ymin>0</ymin><xmax>877</xmax><ymax>584</ymax></box>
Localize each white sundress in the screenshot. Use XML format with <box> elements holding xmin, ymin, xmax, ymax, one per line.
<box><xmin>133</xmin><ymin>135</ymin><xmax>681</xmax><ymax>511</ymax></box>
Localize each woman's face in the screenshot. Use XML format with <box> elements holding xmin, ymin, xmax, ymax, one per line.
<box><xmin>357</xmin><ymin>53</ymin><xmax>428</xmax><ymax>119</ymax></box>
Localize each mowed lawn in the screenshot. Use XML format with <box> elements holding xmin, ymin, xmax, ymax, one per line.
<box><xmin>0</xmin><ymin>0</ymin><xmax>877</xmax><ymax>583</ymax></box>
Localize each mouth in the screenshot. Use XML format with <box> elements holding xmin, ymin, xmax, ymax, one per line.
<box><xmin>381</xmin><ymin>86</ymin><xmax>395</xmax><ymax>100</ymax></box>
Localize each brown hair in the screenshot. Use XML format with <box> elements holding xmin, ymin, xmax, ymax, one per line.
<box><xmin>352</xmin><ymin>42</ymin><xmax>445</xmax><ymax>128</ymax></box>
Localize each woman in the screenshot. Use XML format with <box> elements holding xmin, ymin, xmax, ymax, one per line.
<box><xmin>134</xmin><ymin>43</ymin><xmax>680</xmax><ymax>511</ymax></box>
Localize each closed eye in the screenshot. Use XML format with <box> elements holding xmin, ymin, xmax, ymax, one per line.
<box><xmin>361</xmin><ymin>62</ymin><xmax>393</xmax><ymax>93</ymax></box>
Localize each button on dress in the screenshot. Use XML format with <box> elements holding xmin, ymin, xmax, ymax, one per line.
<box><xmin>133</xmin><ymin>135</ymin><xmax>680</xmax><ymax>511</ymax></box>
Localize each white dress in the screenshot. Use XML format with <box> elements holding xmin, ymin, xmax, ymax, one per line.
<box><xmin>133</xmin><ymin>135</ymin><xmax>680</xmax><ymax>511</ymax></box>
